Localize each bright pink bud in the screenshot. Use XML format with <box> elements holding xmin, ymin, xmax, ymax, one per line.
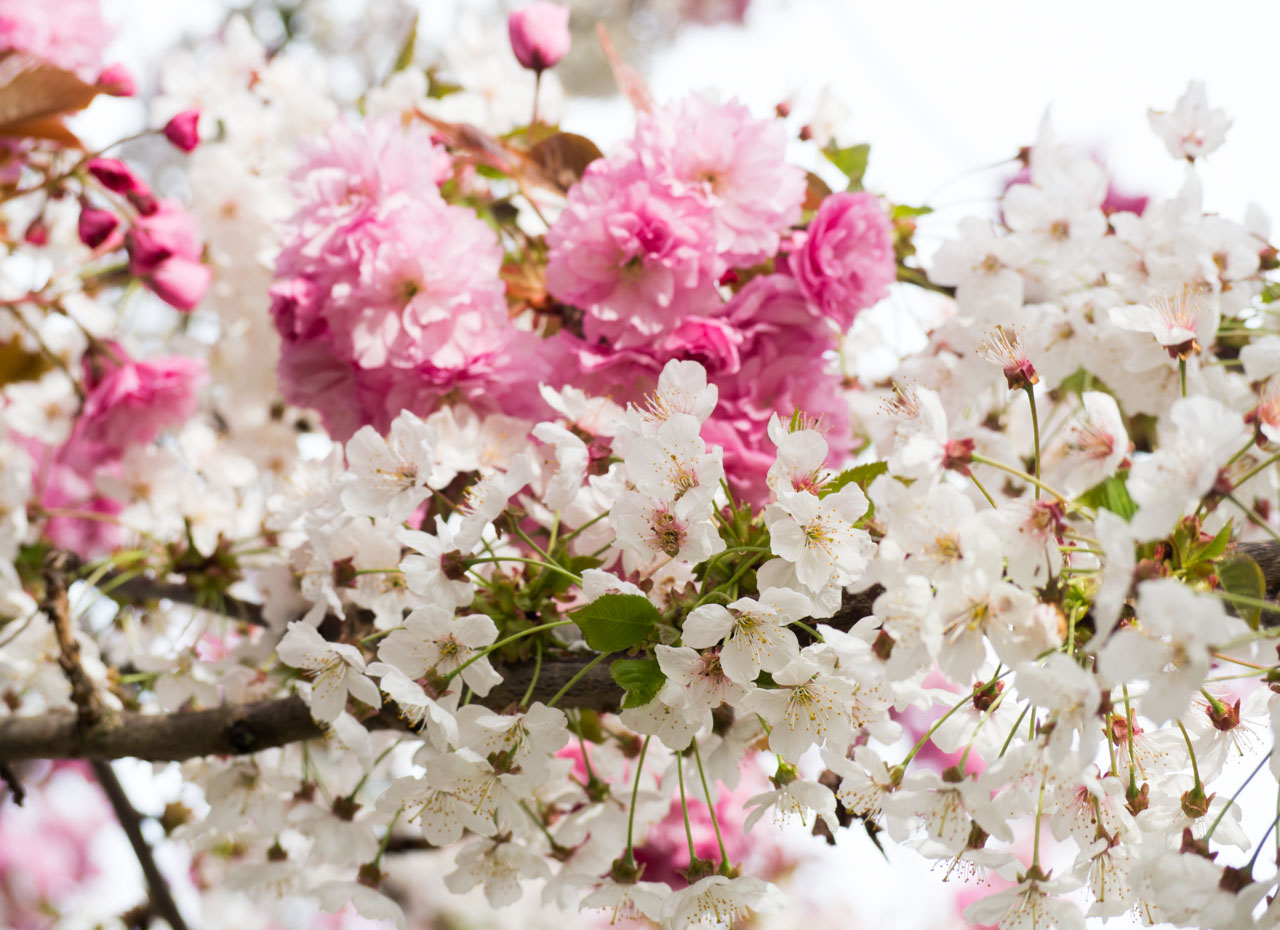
<box><xmin>78</xmin><ymin>204</ymin><xmax>119</xmax><ymax>249</ymax></box>
<box><xmin>146</xmin><ymin>256</ymin><xmax>211</xmax><ymax>311</ymax></box>
<box><xmin>507</xmin><ymin>2</ymin><xmax>570</xmax><ymax>72</ymax></box>
<box><xmin>23</xmin><ymin>217</ymin><xmax>48</xmax><ymax>246</ymax></box>
<box><xmin>95</xmin><ymin>63</ymin><xmax>136</xmax><ymax>97</ymax></box>
<box><xmin>126</xmin><ymin>200</ymin><xmax>202</xmax><ymax>273</ymax></box>
<box><xmin>163</xmin><ymin>110</ymin><xmax>201</xmax><ymax>153</ymax></box>
<box><xmin>86</xmin><ymin>157</ymin><xmax>143</xmax><ymax>194</ymax></box>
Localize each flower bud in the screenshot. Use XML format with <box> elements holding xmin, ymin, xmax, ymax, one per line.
<box><xmin>87</xmin><ymin>157</ymin><xmax>143</xmax><ymax>194</ymax></box>
<box><xmin>508</xmin><ymin>2</ymin><xmax>570</xmax><ymax>73</ymax></box>
<box><xmin>95</xmin><ymin>63</ymin><xmax>136</xmax><ymax>97</ymax></box>
<box><xmin>78</xmin><ymin>202</ymin><xmax>119</xmax><ymax>249</ymax></box>
<box><xmin>163</xmin><ymin>110</ymin><xmax>201</xmax><ymax>152</ymax></box>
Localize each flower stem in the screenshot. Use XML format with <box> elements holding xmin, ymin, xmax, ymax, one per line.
<box><xmin>1179</xmin><ymin>357</ymin><xmax>1188</xmax><ymax>398</ymax></box>
<box><xmin>466</xmin><ymin>556</ymin><xmax>582</xmax><ymax>586</ymax></box>
<box><xmin>520</xmin><ymin>640</ymin><xmax>543</xmax><ymax>707</ymax></box>
<box><xmin>1206</xmin><ymin>749</ymin><xmax>1272</xmax><ymax>841</ymax></box>
<box><xmin>625</xmin><ymin>735</ymin><xmax>652</xmax><ymax>858</ymax></box>
<box><xmin>677</xmin><ymin>749</ymin><xmax>697</xmax><ymax>862</ymax></box>
<box><xmin>970</xmin><ymin>453</ymin><xmax>1066</xmax><ymax>502</ymax></box>
<box><xmin>693</xmin><ymin>739</ymin><xmax>730</xmax><ymax>867</ymax></box>
<box><xmin>1176</xmin><ymin>719</ymin><xmax>1203</xmax><ymax>791</ymax></box>
<box><xmin>443</xmin><ymin>619</ymin><xmax>573</xmax><ymax>684</ymax></box>
<box><xmin>546</xmin><ymin>651</ymin><xmax>610</xmax><ymax>708</ymax></box>
<box><xmin>1023</xmin><ymin>384</ymin><xmax>1041</xmax><ymax>500</ymax></box>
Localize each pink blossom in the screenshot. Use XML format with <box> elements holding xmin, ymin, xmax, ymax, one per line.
<box><xmin>20</xmin><ymin>439</ymin><xmax>123</xmax><ymax>557</ymax></box>
<box><xmin>709</xmin><ymin>275</ymin><xmax>852</xmax><ymax>504</ymax></box>
<box><xmin>163</xmin><ymin>109</ymin><xmax>201</xmax><ymax>152</ymax></box>
<box><xmin>76</xmin><ymin>202</ymin><xmax>118</xmax><ymax>249</ymax></box>
<box><xmin>787</xmin><ymin>191</ymin><xmax>895</xmax><ymax>329</ymax></box>
<box><xmin>633</xmin><ymin>94</ymin><xmax>805</xmax><ymax>266</ymax></box>
<box><xmin>147</xmin><ymin>256</ymin><xmax>211</xmax><ymax>311</ymax></box>
<box><xmin>65</xmin><ymin>345</ymin><xmax>205</xmax><ymax>467</ymax></box>
<box><xmin>272</xmin><ymin>116</ymin><xmax>549</xmax><ymax>439</ymax></box>
<box><xmin>0</xmin><ymin>0</ymin><xmax>108</xmax><ymax>76</ymax></box>
<box><xmin>94</xmin><ymin>62</ymin><xmax>134</xmax><ymax>96</ymax></box>
<box><xmin>546</xmin><ymin>162</ymin><xmax>720</xmax><ymax>349</ymax></box>
<box><xmin>507</xmin><ymin>1</ymin><xmax>571</xmax><ymax>72</ymax></box>
<box><xmin>86</xmin><ymin>157</ymin><xmax>145</xmax><ymax>195</ymax></box>
<box><xmin>125</xmin><ymin>200</ymin><xmax>210</xmax><ymax>310</ymax></box>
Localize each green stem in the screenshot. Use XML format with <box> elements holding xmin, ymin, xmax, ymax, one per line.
<box><xmin>693</xmin><ymin>740</ymin><xmax>730</xmax><ymax>867</ymax></box>
<box><xmin>371</xmin><ymin>807</ymin><xmax>401</xmax><ymax>868</ymax></box>
<box><xmin>625</xmin><ymin>736</ymin><xmax>652</xmax><ymax>858</ymax></box>
<box><xmin>900</xmin><ymin>672</ymin><xmax>1011</xmax><ymax>769</ymax></box>
<box><xmin>562</xmin><ymin>511</ymin><xmax>609</xmax><ymax>544</ymax></box>
<box><xmin>969</xmin><ymin>471</ymin><xmax>997</xmax><ymax>508</ymax></box>
<box><xmin>1122</xmin><ymin>686</ymin><xmax>1136</xmax><ymax>790</ymax></box>
<box><xmin>1235</xmin><ymin>452</ymin><xmax>1280</xmax><ymax>490</ymax></box>
<box><xmin>1176</xmin><ymin>719</ymin><xmax>1203</xmax><ymax>791</ymax></box>
<box><xmin>970</xmin><ymin>453</ymin><xmax>1066</xmax><ymax>501</ymax></box>
<box><xmin>1205</xmin><ymin>749</ymin><xmax>1273</xmax><ymax>840</ymax></box>
<box><xmin>1225</xmin><ymin>493</ymin><xmax>1280</xmax><ymax>545</ymax></box>
<box><xmin>546</xmin><ymin>652</ymin><xmax>610</xmax><ymax>708</ymax></box>
<box><xmin>520</xmin><ymin>640</ymin><xmax>543</xmax><ymax>708</ymax></box>
<box><xmin>1179</xmin><ymin>357</ymin><xmax>1188</xmax><ymax>398</ymax></box>
<box><xmin>467</xmin><ymin>556</ymin><xmax>582</xmax><ymax>586</ymax></box>
<box><xmin>999</xmin><ymin>704</ymin><xmax>1030</xmax><ymax>758</ymax></box>
<box><xmin>443</xmin><ymin>619</ymin><xmax>573</xmax><ymax>684</ymax></box>
<box><xmin>1030</xmin><ymin>775</ymin><xmax>1047</xmax><ymax>870</ymax></box>
<box><xmin>677</xmin><ymin>750</ymin><xmax>697</xmax><ymax>861</ymax></box>
<box><xmin>1023</xmin><ymin>384</ymin><xmax>1041</xmax><ymax>500</ymax></box>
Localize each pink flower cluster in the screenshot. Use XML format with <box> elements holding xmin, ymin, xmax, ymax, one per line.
<box><xmin>272</xmin><ymin>116</ymin><xmax>550</xmax><ymax>439</ymax></box>
<box><xmin>546</xmin><ymin>94</ymin><xmax>804</xmax><ymax>349</ymax></box>
<box><xmin>0</xmin><ymin>0</ymin><xmax>107</xmax><ymax>76</ymax></box>
<box><xmin>543</xmin><ymin>96</ymin><xmax>892</xmax><ymax>500</ymax></box>
<box><xmin>80</xmin><ymin>158</ymin><xmax>212</xmax><ymax>311</ymax></box>
<box><xmin>24</xmin><ymin>344</ymin><xmax>205</xmax><ymax>555</ymax></box>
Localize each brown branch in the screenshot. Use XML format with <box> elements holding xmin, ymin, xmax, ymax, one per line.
<box><xmin>104</xmin><ymin>571</ymin><xmax>269</xmax><ymax>628</ymax></box>
<box><xmin>45</xmin><ymin>550</ymin><xmax>104</xmax><ymax>728</ymax></box>
<box><xmin>0</xmin><ymin>656</ymin><xmax>620</xmax><ymax>763</ymax></box>
<box><xmin>92</xmin><ymin>759</ymin><xmax>192</xmax><ymax>930</ymax></box>
<box><xmin>2</xmin><ymin>544</ymin><xmax>1276</xmax><ymax>765</ymax></box>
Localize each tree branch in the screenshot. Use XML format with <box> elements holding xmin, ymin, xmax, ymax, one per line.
<box><xmin>1</xmin><ymin>544</ymin><xmax>1276</xmax><ymax>764</ymax></box>
<box><xmin>46</xmin><ymin>550</ymin><xmax>104</xmax><ymax>727</ymax></box>
<box><xmin>92</xmin><ymin>759</ymin><xmax>192</xmax><ymax>930</ymax></box>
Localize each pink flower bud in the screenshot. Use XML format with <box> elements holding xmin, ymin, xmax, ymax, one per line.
<box><xmin>95</xmin><ymin>63</ymin><xmax>136</xmax><ymax>97</ymax></box>
<box><xmin>23</xmin><ymin>217</ymin><xmax>48</xmax><ymax>246</ymax></box>
<box><xmin>146</xmin><ymin>256</ymin><xmax>211</xmax><ymax>311</ymax></box>
<box><xmin>77</xmin><ymin>203</ymin><xmax>119</xmax><ymax>249</ymax></box>
<box><xmin>86</xmin><ymin>157</ymin><xmax>143</xmax><ymax>194</ymax></box>
<box><xmin>163</xmin><ymin>110</ymin><xmax>201</xmax><ymax>153</ymax></box>
<box><xmin>507</xmin><ymin>2</ymin><xmax>570</xmax><ymax>73</ymax></box>
<box><xmin>126</xmin><ymin>200</ymin><xmax>202</xmax><ymax>274</ymax></box>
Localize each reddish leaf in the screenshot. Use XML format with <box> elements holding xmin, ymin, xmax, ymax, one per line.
<box><xmin>0</xmin><ymin>53</ymin><xmax>101</xmax><ymax>147</ymax></box>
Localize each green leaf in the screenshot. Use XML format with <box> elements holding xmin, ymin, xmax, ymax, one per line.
<box><xmin>392</xmin><ymin>14</ymin><xmax>418</xmax><ymax>72</ymax></box>
<box><xmin>1217</xmin><ymin>553</ymin><xmax>1268</xmax><ymax>630</ymax></box>
<box><xmin>569</xmin><ymin>593</ymin><xmax>660</xmax><ymax>653</ymax></box>
<box><xmin>890</xmin><ymin>203</ymin><xmax>933</xmax><ymax>219</ymax></box>
<box><xmin>822</xmin><ymin>141</ymin><xmax>870</xmax><ymax>191</ymax></box>
<box><xmin>1077</xmin><ymin>475</ymin><xmax>1137</xmax><ymax>521</ymax></box>
<box><xmin>611</xmin><ymin>657</ymin><xmax>666</xmax><ymax>709</ymax></box>
<box><xmin>822</xmin><ymin>461</ymin><xmax>888</xmax><ymax>498</ymax></box>
<box><xmin>1261</xmin><ymin>281</ymin><xmax>1280</xmax><ymax>305</ymax></box>
<box><xmin>1188</xmin><ymin>522</ymin><xmax>1233</xmax><ymax>567</ymax></box>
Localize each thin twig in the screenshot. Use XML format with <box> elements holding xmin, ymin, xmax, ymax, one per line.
<box><xmin>44</xmin><ymin>550</ymin><xmax>104</xmax><ymax>728</ymax></box>
<box><xmin>92</xmin><ymin>760</ymin><xmax>192</xmax><ymax>930</ymax></box>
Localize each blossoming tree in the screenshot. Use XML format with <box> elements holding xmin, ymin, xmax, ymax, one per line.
<box><xmin>3</xmin><ymin>2</ymin><xmax>1280</xmax><ymax>929</ymax></box>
